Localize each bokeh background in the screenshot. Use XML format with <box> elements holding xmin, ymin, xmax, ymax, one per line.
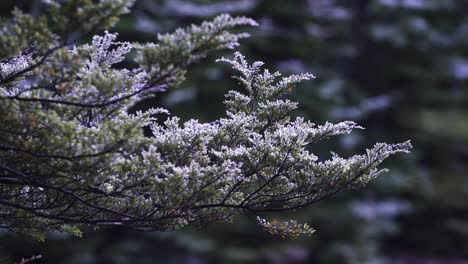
<box><xmin>1</xmin><ymin>0</ymin><xmax>468</xmax><ymax>263</ymax></box>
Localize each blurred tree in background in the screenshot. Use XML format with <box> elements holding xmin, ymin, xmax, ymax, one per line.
<box><xmin>1</xmin><ymin>0</ymin><xmax>467</xmax><ymax>263</ymax></box>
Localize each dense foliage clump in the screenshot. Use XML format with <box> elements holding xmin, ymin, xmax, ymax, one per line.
<box><xmin>0</xmin><ymin>0</ymin><xmax>410</xmax><ymax>239</ymax></box>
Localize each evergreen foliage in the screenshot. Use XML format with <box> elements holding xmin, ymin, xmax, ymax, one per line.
<box><xmin>0</xmin><ymin>0</ymin><xmax>411</xmax><ymax>239</ymax></box>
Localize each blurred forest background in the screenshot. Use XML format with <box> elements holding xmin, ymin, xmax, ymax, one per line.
<box><xmin>1</xmin><ymin>0</ymin><xmax>468</xmax><ymax>263</ymax></box>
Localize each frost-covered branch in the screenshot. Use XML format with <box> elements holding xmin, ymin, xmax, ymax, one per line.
<box><xmin>0</xmin><ymin>2</ymin><xmax>411</xmax><ymax>239</ymax></box>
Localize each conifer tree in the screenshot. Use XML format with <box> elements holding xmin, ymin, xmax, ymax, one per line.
<box><xmin>0</xmin><ymin>0</ymin><xmax>411</xmax><ymax>239</ymax></box>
